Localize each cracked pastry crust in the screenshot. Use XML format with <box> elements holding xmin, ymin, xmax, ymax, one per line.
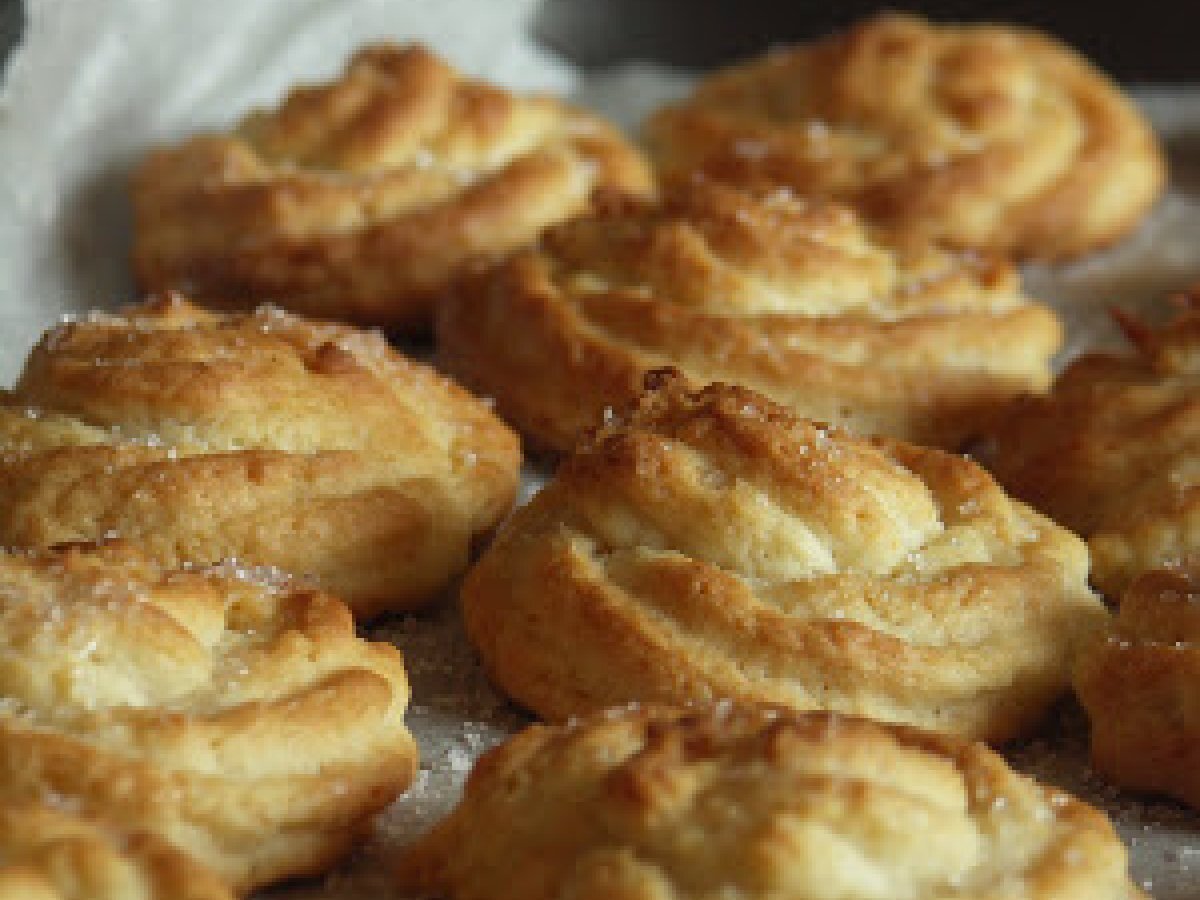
<box><xmin>438</xmin><ymin>178</ymin><xmax>1062</xmax><ymax>454</ymax></box>
<box><xmin>1075</xmin><ymin>568</ymin><xmax>1200</xmax><ymax>811</ymax></box>
<box><xmin>0</xmin><ymin>801</ymin><xmax>233</xmax><ymax>900</ymax></box>
<box><xmin>0</xmin><ymin>293</ymin><xmax>520</xmax><ymax>618</ymax></box>
<box><xmin>460</xmin><ymin>374</ymin><xmax>1107</xmax><ymax>743</ymax></box>
<box><xmin>396</xmin><ymin>704</ymin><xmax>1146</xmax><ymax>900</ymax></box>
<box><xmin>132</xmin><ymin>43</ymin><xmax>653</xmax><ymax>330</ymax></box>
<box><xmin>646</xmin><ymin>12</ymin><xmax>1165</xmax><ymax>261</ymax></box>
<box><xmin>0</xmin><ymin>540</ymin><xmax>418</xmax><ymax>893</ymax></box>
<box><xmin>979</xmin><ymin>299</ymin><xmax>1200</xmax><ymax>599</ymax></box>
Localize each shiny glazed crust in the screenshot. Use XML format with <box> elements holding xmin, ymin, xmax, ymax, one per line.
<box><xmin>397</xmin><ymin>704</ymin><xmax>1145</xmax><ymax>900</ymax></box>
<box><xmin>0</xmin><ymin>801</ymin><xmax>233</xmax><ymax>900</ymax></box>
<box><xmin>0</xmin><ymin>541</ymin><xmax>418</xmax><ymax>892</ymax></box>
<box><xmin>980</xmin><ymin>299</ymin><xmax>1200</xmax><ymax>599</ymax></box>
<box><xmin>1075</xmin><ymin>568</ymin><xmax>1200</xmax><ymax>811</ymax></box>
<box><xmin>461</xmin><ymin>374</ymin><xmax>1107</xmax><ymax>743</ymax></box>
<box><xmin>646</xmin><ymin>12</ymin><xmax>1165</xmax><ymax>261</ymax></box>
<box><xmin>132</xmin><ymin>43</ymin><xmax>653</xmax><ymax>330</ymax></box>
<box><xmin>0</xmin><ymin>293</ymin><xmax>520</xmax><ymax>617</ymax></box>
<box><xmin>439</xmin><ymin>179</ymin><xmax>1061</xmax><ymax>454</ymax></box>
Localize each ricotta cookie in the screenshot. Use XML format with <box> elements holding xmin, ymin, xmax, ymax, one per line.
<box><xmin>1075</xmin><ymin>568</ymin><xmax>1200</xmax><ymax>810</ymax></box>
<box><xmin>439</xmin><ymin>179</ymin><xmax>1061</xmax><ymax>454</ymax></box>
<box><xmin>980</xmin><ymin>299</ymin><xmax>1200</xmax><ymax>599</ymax></box>
<box><xmin>397</xmin><ymin>704</ymin><xmax>1145</xmax><ymax>900</ymax></box>
<box><xmin>461</xmin><ymin>374</ymin><xmax>1106</xmax><ymax>743</ymax></box>
<box><xmin>0</xmin><ymin>540</ymin><xmax>418</xmax><ymax>892</ymax></box>
<box><xmin>0</xmin><ymin>294</ymin><xmax>520</xmax><ymax>617</ymax></box>
<box><xmin>0</xmin><ymin>801</ymin><xmax>233</xmax><ymax>900</ymax></box>
<box><xmin>133</xmin><ymin>43</ymin><xmax>652</xmax><ymax>329</ymax></box>
<box><xmin>647</xmin><ymin>12</ymin><xmax>1164</xmax><ymax>261</ymax></box>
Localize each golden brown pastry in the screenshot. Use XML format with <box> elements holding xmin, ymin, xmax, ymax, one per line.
<box><xmin>397</xmin><ymin>704</ymin><xmax>1146</xmax><ymax>900</ymax></box>
<box><xmin>461</xmin><ymin>373</ymin><xmax>1107</xmax><ymax>743</ymax></box>
<box><xmin>1075</xmin><ymin>567</ymin><xmax>1200</xmax><ymax>811</ymax></box>
<box><xmin>646</xmin><ymin>12</ymin><xmax>1165</xmax><ymax>261</ymax></box>
<box><xmin>132</xmin><ymin>43</ymin><xmax>653</xmax><ymax>329</ymax></box>
<box><xmin>439</xmin><ymin>178</ymin><xmax>1062</xmax><ymax>454</ymax></box>
<box><xmin>0</xmin><ymin>801</ymin><xmax>233</xmax><ymax>900</ymax></box>
<box><xmin>0</xmin><ymin>540</ymin><xmax>418</xmax><ymax>893</ymax></box>
<box><xmin>979</xmin><ymin>299</ymin><xmax>1200</xmax><ymax>599</ymax></box>
<box><xmin>0</xmin><ymin>293</ymin><xmax>520</xmax><ymax>617</ymax></box>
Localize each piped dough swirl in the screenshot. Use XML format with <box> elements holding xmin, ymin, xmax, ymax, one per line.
<box><xmin>0</xmin><ymin>294</ymin><xmax>520</xmax><ymax>617</ymax></box>
<box><xmin>397</xmin><ymin>704</ymin><xmax>1145</xmax><ymax>900</ymax></box>
<box><xmin>646</xmin><ymin>12</ymin><xmax>1165</xmax><ymax>261</ymax></box>
<box><xmin>133</xmin><ymin>43</ymin><xmax>653</xmax><ymax>329</ymax></box>
<box><xmin>461</xmin><ymin>374</ymin><xmax>1106</xmax><ymax>743</ymax></box>
<box><xmin>0</xmin><ymin>541</ymin><xmax>417</xmax><ymax>892</ymax></box>
<box><xmin>438</xmin><ymin>179</ymin><xmax>1061</xmax><ymax>454</ymax></box>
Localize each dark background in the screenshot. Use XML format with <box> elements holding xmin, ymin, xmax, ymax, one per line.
<box><xmin>535</xmin><ymin>0</ymin><xmax>1199</xmax><ymax>82</ymax></box>
<box><xmin>1</xmin><ymin>2</ymin><xmax>1195</xmax><ymax>84</ymax></box>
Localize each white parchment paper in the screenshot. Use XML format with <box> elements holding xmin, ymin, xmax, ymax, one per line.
<box><xmin>2</xmin><ymin>4</ymin><xmax>1200</xmax><ymax>898</ymax></box>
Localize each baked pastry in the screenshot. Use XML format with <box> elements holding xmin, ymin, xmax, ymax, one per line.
<box><xmin>132</xmin><ymin>43</ymin><xmax>653</xmax><ymax>329</ymax></box>
<box><xmin>0</xmin><ymin>801</ymin><xmax>233</xmax><ymax>900</ymax></box>
<box><xmin>1075</xmin><ymin>567</ymin><xmax>1200</xmax><ymax>811</ymax></box>
<box><xmin>439</xmin><ymin>178</ymin><xmax>1062</xmax><ymax>454</ymax></box>
<box><xmin>646</xmin><ymin>12</ymin><xmax>1165</xmax><ymax>261</ymax></box>
<box><xmin>0</xmin><ymin>540</ymin><xmax>418</xmax><ymax>892</ymax></box>
<box><xmin>461</xmin><ymin>373</ymin><xmax>1107</xmax><ymax>743</ymax></box>
<box><xmin>397</xmin><ymin>704</ymin><xmax>1146</xmax><ymax>900</ymax></box>
<box><xmin>979</xmin><ymin>298</ymin><xmax>1200</xmax><ymax>599</ymax></box>
<box><xmin>0</xmin><ymin>293</ymin><xmax>520</xmax><ymax>617</ymax></box>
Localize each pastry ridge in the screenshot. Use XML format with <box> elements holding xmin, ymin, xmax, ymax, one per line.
<box><xmin>397</xmin><ymin>704</ymin><xmax>1145</xmax><ymax>900</ymax></box>
<box><xmin>0</xmin><ymin>800</ymin><xmax>234</xmax><ymax>900</ymax></box>
<box><xmin>1075</xmin><ymin>567</ymin><xmax>1200</xmax><ymax>810</ymax></box>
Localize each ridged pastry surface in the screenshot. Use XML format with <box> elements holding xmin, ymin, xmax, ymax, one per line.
<box><xmin>0</xmin><ymin>801</ymin><xmax>233</xmax><ymax>900</ymax></box>
<box><xmin>1075</xmin><ymin>568</ymin><xmax>1200</xmax><ymax>811</ymax></box>
<box><xmin>646</xmin><ymin>12</ymin><xmax>1165</xmax><ymax>261</ymax></box>
<box><xmin>980</xmin><ymin>299</ymin><xmax>1200</xmax><ymax>599</ymax></box>
<box><xmin>439</xmin><ymin>178</ymin><xmax>1061</xmax><ymax>453</ymax></box>
<box><xmin>0</xmin><ymin>293</ymin><xmax>520</xmax><ymax>617</ymax></box>
<box><xmin>461</xmin><ymin>374</ymin><xmax>1107</xmax><ymax>742</ymax></box>
<box><xmin>132</xmin><ymin>43</ymin><xmax>652</xmax><ymax>329</ymax></box>
<box><xmin>0</xmin><ymin>540</ymin><xmax>417</xmax><ymax>892</ymax></box>
<box><xmin>397</xmin><ymin>704</ymin><xmax>1145</xmax><ymax>900</ymax></box>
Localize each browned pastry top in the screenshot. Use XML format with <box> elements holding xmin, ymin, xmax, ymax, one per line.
<box><xmin>398</xmin><ymin>704</ymin><xmax>1145</xmax><ymax>900</ymax></box>
<box><xmin>646</xmin><ymin>12</ymin><xmax>1165</xmax><ymax>261</ymax></box>
<box><xmin>133</xmin><ymin>43</ymin><xmax>653</xmax><ymax>328</ymax></box>
<box><xmin>461</xmin><ymin>373</ymin><xmax>1106</xmax><ymax>743</ymax></box>
<box><xmin>0</xmin><ymin>540</ymin><xmax>417</xmax><ymax>891</ymax></box>
<box><xmin>980</xmin><ymin>296</ymin><xmax>1200</xmax><ymax>599</ymax></box>
<box><xmin>0</xmin><ymin>293</ymin><xmax>520</xmax><ymax>617</ymax></box>
<box><xmin>438</xmin><ymin>178</ymin><xmax>1061</xmax><ymax>454</ymax></box>
<box><xmin>1075</xmin><ymin>567</ymin><xmax>1200</xmax><ymax>812</ymax></box>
